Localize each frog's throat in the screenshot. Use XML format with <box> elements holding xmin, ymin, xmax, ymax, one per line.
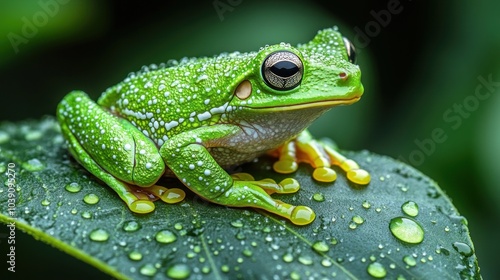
<box><xmin>249</xmin><ymin>96</ymin><xmax>360</xmax><ymax>112</ymax></box>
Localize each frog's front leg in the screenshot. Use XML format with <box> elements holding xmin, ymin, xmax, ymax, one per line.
<box><xmin>270</xmin><ymin>130</ymin><xmax>371</xmax><ymax>185</ymax></box>
<box><xmin>57</xmin><ymin>91</ymin><xmax>185</xmax><ymax>213</ymax></box>
<box><xmin>160</xmin><ymin>126</ymin><xmax>315</xmax><ymax>225</ymax></box>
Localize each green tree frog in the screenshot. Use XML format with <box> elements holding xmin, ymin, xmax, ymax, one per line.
<box><xmin>57</xmin><ymin>27</ymin><xmax>370</xmax><ymax>226</ymax></box>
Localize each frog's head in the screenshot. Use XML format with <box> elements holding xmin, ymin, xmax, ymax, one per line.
<box><xmin>225</xmin><ymin>27</ymin><xmax>363</xmax><ymax>116</ymax></box>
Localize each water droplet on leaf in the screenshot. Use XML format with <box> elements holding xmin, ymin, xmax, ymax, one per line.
<box><xmin>312</xmin><ymin>192</ymin><xmax>325</xmax><ymax>202</ymax></box>
<box><xmin>155</xmin><ymin>229</ymin><xmax>177</xmax><ymax>244</ymax></box>
<box><xmin>140</xmin><ymin>263</ymin><xmax>157</xmax><ymax>276</ymax></box>
<box><xmin>452</xmin><ymin>242</ymin><xmax>473</xmax><ymax>257</ymax></box>
<box><xmin>129</xmin><ymin>251</ymin><xmax>143</xmax><ymax>261</ymax></box>
<box><xmin>89</xmin><ymin>229</ymin><xmax>109</xmax><ymax>242</ymax></box>
<box><xmin>367</xmin><ymin>262</ymin><xmax>387</xmax><ymax>278</ymax></box>
<box><xmin>123</xmin><ymin>221</ymin><xmax>141</xmax><ymax>232</ymax></box>
<box><xmin>83</xmin><ymin>193</ymin><xmax>99</xmax><ymax>205</ymax></box>
<box><xmin>401</xmin><ymin>201</ymin><xmax>419</xmax><ymax>217</ymax></box>
<box><xmin>22</xmin><ymin>158</ymin><xmax>44</xmax><ymax>171</ymax></box>
<box><xmin>403</xmin><ymin>255</ymin><xmax>417</xmax><ymax>267</ymax></box>
<box><xmin>389</xmin><ymin>217</ymin><xmax>424</xmax><ymax>244</ymax></box>
<box><xmin>65</xmin><ymin>182</ymin><xmax>82</xmax><ymax>193</ymax></box>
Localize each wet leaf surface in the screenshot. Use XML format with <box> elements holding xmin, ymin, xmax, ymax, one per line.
<box><xmin>0</xmin><ymin>118</ymin><xmax>480</xmax><ymax>279</ymax></box>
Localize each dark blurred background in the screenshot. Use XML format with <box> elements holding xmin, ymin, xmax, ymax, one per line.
<box><xmin>0</xmin><ymin>0</ymin><xmax>498</xmax><ymax>278</ymax></box>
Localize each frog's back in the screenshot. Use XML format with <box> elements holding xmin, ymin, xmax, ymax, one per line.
<box><xmin>98</xmin><ymin>53</ymin><xmax>253</xmax><ymax>146</ymax></box>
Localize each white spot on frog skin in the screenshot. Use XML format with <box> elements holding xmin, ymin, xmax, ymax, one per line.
<box><xmin>210</xmin><ymin>102</ymin><xmax>229</xmax><ymax>114</ymax></box>
<box><xmin>165</xmin><ymin>121</ymin><xmax>179</xmax><ymax>131</ymax></box>
<box><xmin>197</xmin><ymin>161</ymin><xmax>203</xmax><ymax>166</ymax></box>
<box><xmin>139</xmin><ymin>149</ymin><xmax>146</xmax><ymax>155</ymax></box>
<box><xmin>75</xmin><ymin>97</ymin><xmax>82</xmax><ymax>102</ymax></box>
<box><xmin>197</xmin><ymin>111</ymin><xmax>212</xmax><ymax>121</ymax></box>
<box><xmin>204</xmin><ymin>169</ymin><xmax>211</xmax><ymax>176</ymax></box>
<box><xmin>101</xmin><ymin>144</ymin><xmax>106</xmax><ymax>149</ymax></box>
<box><xmin>189</xmin><ymin>164</ymin><xmax>195</xmax><ymax>170</ymax></box>
<box><xmin>124</xmin><ymin>144</ymin><xmax>132</xmax><ymax>151</ymax></box>
<box><xmin>145</xmin><ymin>162</ymin><xmax>152</xmax><ymax>169</ymax></box>
<box><xmin>204</xmin><ymin>99</ymin><xmax>210</xmax><ymax>105</ymax></box>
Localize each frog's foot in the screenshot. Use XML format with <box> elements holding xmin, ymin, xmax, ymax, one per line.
<box><xmin>213</xmin><ymin>180</ymin><xmax>314</xmax><ymax>225</ymax></box>
<box><xmin>92</xmin><ymin>175</ymin><xmax>185</xmax><ymax>214</ymax></box>
<box><xmin>129</xmin><ymin>184</ymin><xmax>186</xmax><ymax>205</ymax></box>
<box><xmin>231</xmin><ymin>173</ymin><xmax>300</xmax><ymax>194</ymax></box>
<box><xmin>270</xmin><ymin>130</ymin><xmax>370</xmax><ymax>185</ymax></box>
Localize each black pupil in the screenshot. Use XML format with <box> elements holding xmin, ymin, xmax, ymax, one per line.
<box><xmin>270</xmin><ymin>61</ymin><xmax>298</xmax><ymax>77</ymax></box>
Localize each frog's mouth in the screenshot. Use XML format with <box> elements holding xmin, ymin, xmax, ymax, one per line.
<box><xmin>250</xmin><ymin>96</ymin><xmax>361</xmax><ymax>112</ymax></box>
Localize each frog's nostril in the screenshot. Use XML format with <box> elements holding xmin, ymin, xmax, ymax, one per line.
<box><xmin>339</xmin><ymin>72</ymin><xmax>348</xmax><ymax>80</ymax></box>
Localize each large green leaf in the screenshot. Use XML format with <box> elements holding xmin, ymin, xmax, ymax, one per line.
<box><xmin>0</xmin><ymin>118</ymin><xmax>480</xmax><ymax>279</ymax></box>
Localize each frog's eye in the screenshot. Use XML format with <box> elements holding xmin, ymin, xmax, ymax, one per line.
<box><xmin>262</xmin><ymin>51</ymin><xmax>303</xmax><ymax>90</ymax></box>
<box><xmin>342</xmin><ymin>37</ymin><xmax>356</xmax><ymax>64</ymax></box>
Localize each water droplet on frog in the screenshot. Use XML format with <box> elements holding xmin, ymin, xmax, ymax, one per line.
<box><xmin>452</xmin><ymin>242</ymin><xmax>473</xmax><ymax>257</ymax></box>
<box><xmin>123</xmin><ymin>221</ymin><xmax>141</xmax><ymax>232</ymax></box>
<box><xmin>89</xmin><ymin>229</ymin><xmax>109</xmax><ymax>242</ymax></box>
<box><xmin>22</xmin><ymin>158</ymin><xmax>45</xmax><ymax>172</ymax></box>
<box><xmin>313</xmin><ymin>192</ymin><xmax>325</xmax><ymax>202</ymax></box>
<box><xmin>403</xmin><ymin>255</ymin><xmax>417</xmax><ymax>267</ymax></box>
<box><xmin>81</xmin><ymin>211</ymin><xmax>92</xmax><ymax>219</ymax></box>
<box><xmin>41</xmin><ymin>199</ymin><xmax>50</xmax><ymax>206</ymax></box>
<box><xmin>128</xmin><ymin>251</ymin><xmax>143</xmax><ymax>261</ymax></box>
<box><xmin>298</xmin><ymin>255</ymin><xmax>313</xmax><ymax>265</ymax></box>
<box><xmin>65</xmin><ymin>182</ymin><xmax>82</xmax><ymax>193</ymax></box>
<box><xmin>312</xmin><ymin>241</ymin><xmax>330</xmax><ymax>253</ymax></box>
<box><xmin>367</xmin><ymin>262</ymin><xmax>387</xmax><ymax>278</ymax></box>
<box><xmin>231</xmin><ymin>220</ymin><xmax>243</xmax><ymax>228</ymax></box>
<box><xmin>155</xmin><ymin>229</ymin><xmax>177</xmax><ymax>244</ymax></box>
<box><xmin>389</xmin><ymin>217</ymin><xmax>424</xmax><ymax>244</ymax></box>
<box><xmin>70</xmin><ymin>208</ymin><xmax>78</xmax><ymax>215</ymax></box>
<box><xmin>140</xmin><ymin>263</ymin><xmax>157</xmax><ymax>276</ymax></box>
<box><xmin>83</xmin><ymin>193</ymin><xmax>99</xmax><ymax>205</ymax></box>
<box><xmin>401</xmin><ymin>201</ymin><xmax>419</xmax><ymax>217</ymax></box>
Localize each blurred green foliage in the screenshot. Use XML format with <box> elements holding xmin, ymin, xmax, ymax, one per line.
<box><xmin>0</xmin><ymin>0</ymin><xmax>498</xmax><ymax>278</ymax></box>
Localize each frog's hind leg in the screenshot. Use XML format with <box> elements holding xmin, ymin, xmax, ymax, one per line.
<box><xmin>160</xmin><ymin>126</ymin><xmax>315</xmax><ymax>225</ymax></box>
<box><xmin>64</xmin><ymin>132</ymin><xmax>156</xmax><ymax>213</ymax></box>
<box><xmin>57</xmin><ymin>91</ymin><xmax>170</xmax><ymax>213</ymax></box>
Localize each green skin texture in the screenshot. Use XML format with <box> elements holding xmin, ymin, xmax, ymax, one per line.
<box><xmin>57</xmin><ymin>28</ymin><xmax>364</xmax><ymax>225</ymax></box>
